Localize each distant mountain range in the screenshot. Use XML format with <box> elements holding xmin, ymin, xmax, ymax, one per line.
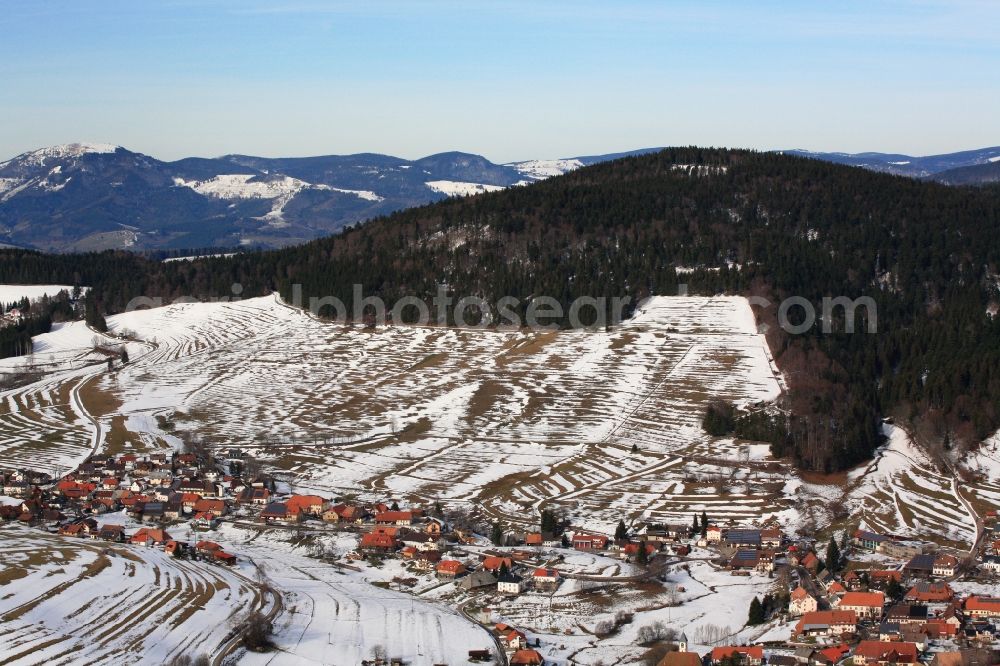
<box><xmin>0</xmin><ymin>143</ymin><xmax>662</xmax><ymax>252</ymax></box>
<box><xmin>1</xmin><ymin>142</ymin><xmax>996</xmax><ymax>252</ymax></box>
<box><xmin>784</xmin><ymin>146</ymin><xmax>1000</xmax><ymax>182</ymax></box>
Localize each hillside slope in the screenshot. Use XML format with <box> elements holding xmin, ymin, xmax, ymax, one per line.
<box><xmin>3</xmin><ymin>147</ymin><xmax>1000</xmax><ymax>472</ymax></box>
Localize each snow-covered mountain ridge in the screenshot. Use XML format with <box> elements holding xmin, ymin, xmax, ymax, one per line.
<box><xmin>0</xmin><ymin>144</ymin><xmax>656</xmax><ymax>251</ymax></box>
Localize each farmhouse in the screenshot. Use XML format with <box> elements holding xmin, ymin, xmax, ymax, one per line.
<box><xmin>498</xmin><ymin>572</ymin><xmax>523</xmax><ymax>595</ymax></box>
<box><xmin>481</xmin><ymin>556</ymin><xmax>514</xmax><ymax>573</ymax></box>
<box><xmin>904</xmin><ymin>582</ymin><xmax>953</xmax><ymax>604</ymax></box>
<box><xmin>886</xmin><ymin>603</ymin><xmax>928</xmax><ymax>625</ymax></box>
<box><xmin>192</xmin><ymin>498</ymin><xmax>225</xmax><ymax>515</ymax></box>
<box><xmin>760</xmin><ymin>528</ymin><xmax>782</xmax><ymax>548</ymax></box>
<box><xmin>97</xmin><ymin>524</ymin><xmax>125</xmax><ymax>542</ymax></box>
<box><xmin>836</xmin><ymin>591</ymin><xmax>885</xmax><ymax>620</ymax></box>
<box><xmin>510</xmin><ymin>649</ymin><xmax>543</xmax><ymax>666</ymax></box>
<box><xmin>436</xmin><ymin>560</ymin><xmax>467</xmax><ymax>578</ymax></box>
<box><xmin>572</xmin><ymin>533</ymin><xmax>609</xmax><ymax>550</ymax></box>
<box><xmin>794</xmin><ymin>610</ymin><xmax>857</xmax><ymax>637</ymax></box>
<box><xmin>459</xmin><ymin>570</ymin><xmax>497</xmax><ymax>590</ymax></box>
<box><xmin>963</xmin><ymin>595</ymin><xmax>1000</xmax><ymax>619</ymax></box>
<box><xmin>131</xmin><ymin>528</ymin><xmax>172</xmax><ymax>546</ymax></box>
<box><xmin>532</xmin><ymin>567</ymin><xmax>561</xmax><ymax>591</ymax></box>
<box><xmin>375</xmin><ymin>510</ymin><xmax>414</xmax><ymax>526</ymax></box>
<box><xmin>499</xmin><ymin>627</ymin><xmax>527</xmax><ymax>650</ymax></box>
<box><xmin>213</xmin><ymin>551</ymin><xmax>237</xmax><ymax>566</ymax></box>
<box><xmin>729</xmin><ymin>549</ymin><xmax>763</xmax><ymax>571</ymax></box>
<box><xmin>904</xmin><ymin>554</ymin><xmax>936</xmax><ymax>578</ymax></box>
<box><xmin>359</xmin><ymin>532</ymin><xmax>398</xmax><ymax>553</ymax></box>
<box><xmin>710</xmin><ymin>646</ymin><xmax>763</xmax><ymax>666</ymax></box>
<box><xmin>932</xmin><ymin>554</ymin><xmax>958</xmax><ymax>577</ymax></box>
<box><xmin>260</xmin><ymin>501</ymin><xmax>302</xmax><ymax>524</ymax></box>
<box><xmin>800</xmin><ymin>552</ymin><xmax>820</xmax><ymax>573</ymax></box>
<box><xmin>854</xmin><ymin>530</ymin><xmax>889</xmax><ymax>551</ymax></box>
<box><xmin>191</xmin><ymin>511</ymin><xmax>219</xmax><ymax>529</ymax></box>
<box><xmin>868</xmin><ymin>570</ymin><xmax>903</xmax><ymax>589</ymax></box>
<box><xmin>851</xmin><ymin>641</ymin><xmax>918</xmax><ymax>666</ymax></box>
<box><xmin>658</xmin><ymin>653</ymin><xmax>703</xmax><ymax>666</ymax></box>
<box><xmin>237</xmin><ymin>486</ymin><xmax>271</xmax><ymax>505</ymax></box>
<box><xmin>723</xmin><ymin>529</ymin><xmax>762</xmax><ymax>549</ymax></box>
<box><xmin>285</xmin><ymin>494</ymin><xmax>326</xmax><ymax>516</ymax></box>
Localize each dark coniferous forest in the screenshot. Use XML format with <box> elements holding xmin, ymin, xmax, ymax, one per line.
<box><xmin>2</xmin><ymin>148</ymin><xmax>999</xmax><ymax>473</ymax></box>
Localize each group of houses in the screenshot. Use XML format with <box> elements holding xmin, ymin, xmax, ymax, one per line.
<box><xmin>650</xmin><ymin>518</ymin><xmax>1000</xmax><ymax>666</ymax></box>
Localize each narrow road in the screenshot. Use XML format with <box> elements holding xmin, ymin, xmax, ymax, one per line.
<box><xmin>457</xmin><ymin>599</ymin><xmax>508</xmax><ymax>666</ymax></box>
<box><xmin>211</xmin><ymin>558</ymin><xmax>284</xmax><ymax>666</ymax></box>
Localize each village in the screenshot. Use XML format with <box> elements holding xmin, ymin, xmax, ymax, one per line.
<box><xmin>1</xmin><ymin>444</ymin><xmax>999</xmax><ymax>666</ymax></box>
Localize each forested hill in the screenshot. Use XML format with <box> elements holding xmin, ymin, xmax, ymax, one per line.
<box><xmin>3</xmin><ymin>147</ymin><xmax>1000</xmax><ymax>473</ymax></box>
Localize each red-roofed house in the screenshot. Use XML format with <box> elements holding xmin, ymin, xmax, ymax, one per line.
<box><xmin>794</xmin><ymin>610</ymin><xmax>857</xmax><ymax>637</ymax></box>
<box><xmin>932</xmin><ymin>554</ymin><xmax>958</xmax><ymax>578</ymax></box>
<box><xmin>195</xmin><ymin>540</ymin><xmax>222</xmax><ymax>554</ymax></box>
<box><xmin>836</xmin><ymin>591</ymin><xmax>885</xmax><ymax>619</ymax></box>
<box><xmin>572</xmin><ymin>533</ymin><xmax>609</xmax><ymax>550</ymax></box>
<box><xmin>510</xmin><ymin>649</ymin><xmax>543</xmax><ymax>666</ymax></box>
<box><xmin>905</xmin><ymin>582</ymin><xmax>953</xmax><ymax>604</ymax></box>
<box><xmin>800</xmin><ymin>551</ymin><xmax>820</xmax><ymax>572</ymax></box>
<box><xmin>964</xmin><ymin>595</ymin><xmax>1000</xmax><ymax>619</ymax></box>
<box><xmin>286</xmin><ymin>495</ymin><xmax>326</xmax><ymax>516</ymax></box>
<box><xmin>360</xmin><ymin>532</ymin><xmax>398</xmax><ymax>553</ymax></box>
<box><xmin>921</xmin><ymin>620</ymin><xmax>958</xmax><ymax>639</ymax></box>
<box><xmin>130</xmin><ymin>528</ymin><xmax>172</xmax><ymax>546</ymax></box>
<box><xmin>710</xmin><ymin>646</ymin><xmax>763</xmax><ymax>666</ymax></box>
<box><xmin>193</xmin><ymin>498</ymin><xmax>226</xmax><ymax>515</ymax></box>
<box><xmin>819</xmin><ymin>645</ymin><xmax>851</xmax><ymax>665</ymax></box>
<box><xmin>437</xmin><ymin>560</ymin><xmax>467</xmax><ymax>578</ymax></box>
<box><xmin>851</xmin><ymin>641</ymin><xmax>918</xmax><ymax>666</ymax></box>
<box><xmin>213</xmin><ymin>551</ymin><xmax>237</xmax><ymax>566</ymax></box>
<box><xmin>191</xmin><ymin>511</ymin><xmax>219</xmax><ymax>529</ymax></box>
<box><xmin>790</xmin><ymin>586</ymin><xmax>818</xmax><ymax>616</ymax></box>
<box><xmin>532</xmin><ymin>567</ymin><xmax>561</xmax><ymax>590</ymax></box>
<box><xmin>481</xmin><ymin>556</ymin><xmax>513</xmax><ymax>573</ymax></box>
<box><xmin>375</xmin><ymin>510</ymin><xmax>414</xmax><ymax>525</ymax></box>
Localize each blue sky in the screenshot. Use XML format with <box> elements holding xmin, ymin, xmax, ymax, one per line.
<box><xmin>2</xmin><ymin>0</ymin><xmax>998</xmax><ymax>161</ymax></box>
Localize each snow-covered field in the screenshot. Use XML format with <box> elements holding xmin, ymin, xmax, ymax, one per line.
<box><xmin>74</xmin><ymin>294</ymin><xmax>795</xmax><ymax>534</ymax></box>
<box><xmin>424</xmin><ymin>180</ymin><xmax>507</xmax><ymax>196</ymax></box>
<box><xmin>0</xmin><ymin>524</ymin><xmax>266</xmax><ymax>665</ymax></box>
<box><xmin>508</xmin><ymin>158</ymin><xmax>584</xmax><ymax>179</ymax></box>
<box><xmin>0</xmin><ymin>284</ymin><xmax>79</xmax><ymax>304</ymax></box>
<box><xmin>1</xmin><ymin>292</ymin><xmax>992</xmax><ymax>545</ymax></box>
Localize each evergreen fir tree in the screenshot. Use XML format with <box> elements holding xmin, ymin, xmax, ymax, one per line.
<box><xmin>747</xmin><ymin>596</ymin><xmax>765</xmax><ymax>625</ymax></box>
<box><xmin>825</xmin><ymin>537</ymin><xmax>840</xmax><ymax>573</ymax></box>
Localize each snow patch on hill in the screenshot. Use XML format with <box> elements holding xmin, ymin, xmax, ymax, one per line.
<box><xmin>5</xmin><ymin>143</ymin><xmax>119</xmax><ymax>168</ymax></box>
<box><xmin>173</xmin><ymin>174</ymin><xmax>383</xmax><ymax>203</ymax></box>
<box><xmin>425</xmin><ymin>180</ymin><xmax>505</xmax><ymax>196</ymax></box>
<box><xmin>509</xmin><ymin>158</ymin><xmax>584</xmax><ymax>179</ymax></box>
<box><xmin>173</xmin><ymin>174</ymin><xmax>383</xmax><ymax>225</ymax></box>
